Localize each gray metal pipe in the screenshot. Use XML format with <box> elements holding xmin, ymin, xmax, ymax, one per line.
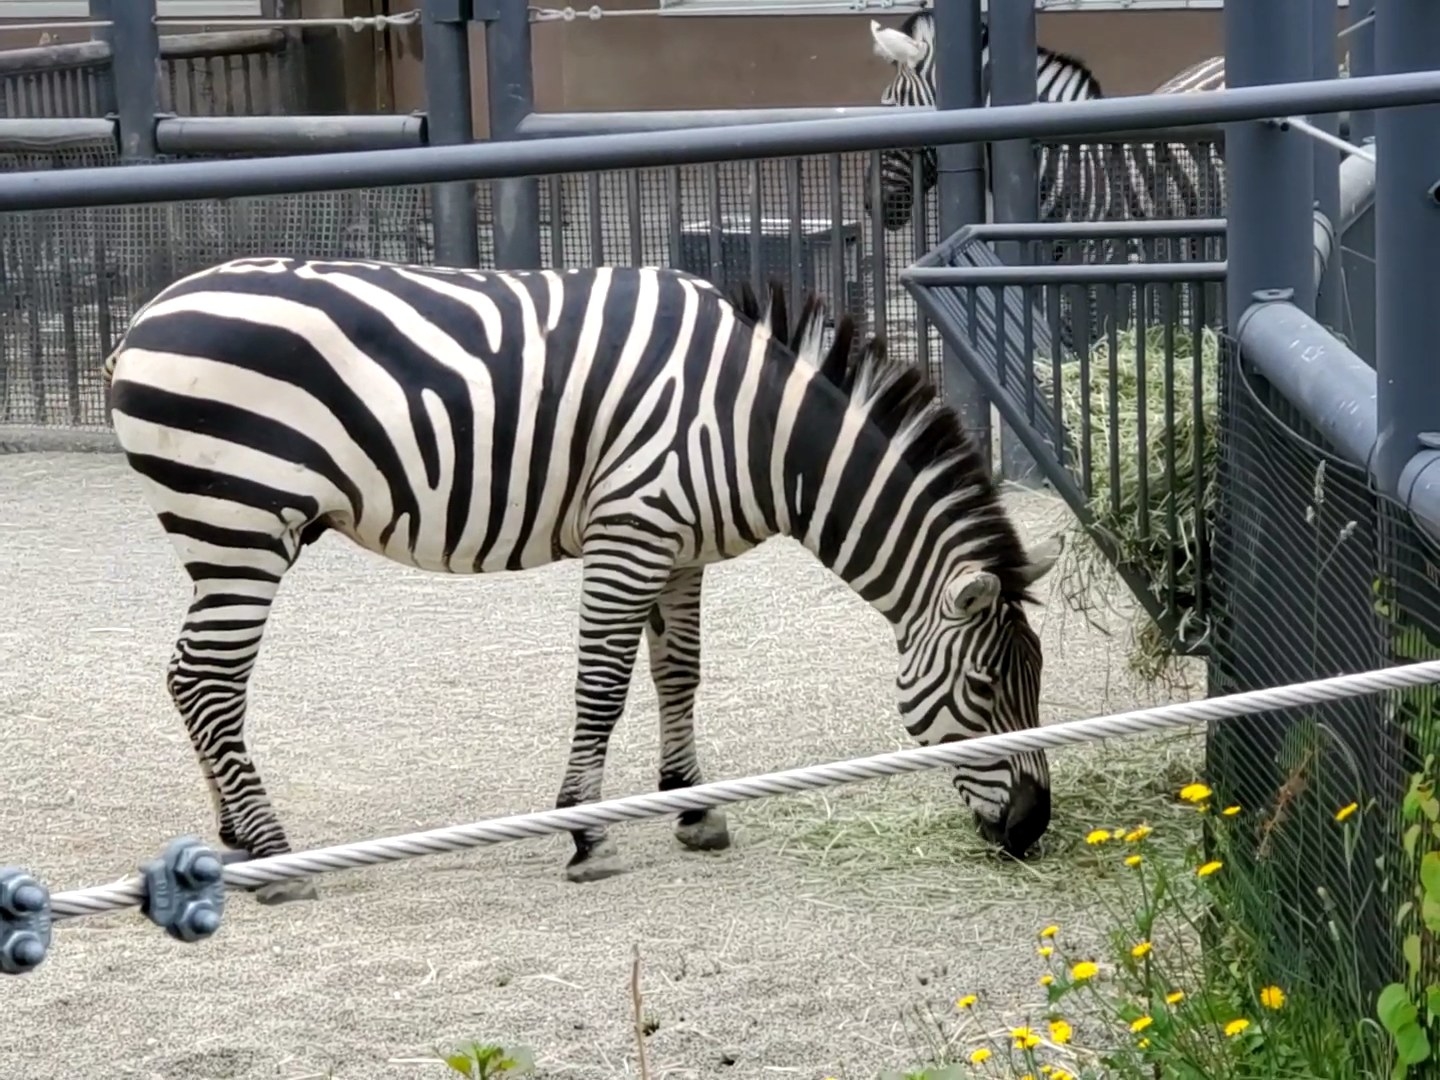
<box><xmin>1372</xmin><ymin>0</ymin><xmax>1440</xmax><ymax>497</ymax></box>
<box><xmin>154</xmin><ymin>115</ymin><xmax>427</xmax><ymax>156</ymax></box>
<box><xmin>1225</xmin><ymin>0</ymin><xmax>1316</xmax><ymax>318</ymax></box>
<box><xmin>902</xmin><ymin>262</ymin><xmax>1228</xmax><ymax>287</ymax></box>
<box><xmin>968</xmin><ymin>218</ymin><xmax>1227</xmax><ymax>240</ymax></box>
<box><xmin>517</xmin><ymin>107</ymin><xmax>903</xmax><ymax>137</ymax></box>
<box><xmin>1337</xmin><ymin>139</ymin><xmax>1377</xmax><ymax>231</ymax></box>
<box><xmin>1</xmin><ymin>72</ymin><xmax>1439</xmax><ymax>213</ymax></box>
<box><xmin>486</xmin><ymin>0</ymin><xmax>541</xmax><ymax>269</ymax></box>
<box><xmin>932</xmin><ymin>0</ymin><xmax>992</xmax><ymax>474</ymax></box>
<box><xmin>95</xmin><ymin>0</ymin><xmax>159</xmax><ymax>160</ymax></box>
<box><xmin>421</xmin><ymin>5</ymin><xmax>480</xmax><ymax>268</ymax></box>
<box><xmin>1234</xmin><ymin>296</ymin><xmax>1377</xmax><ymax>475</ymax></box>
<box><xmin>1311</xmin><ymin>0</ymin><xmax>1343</xmax><ymax>329</ymax></box>
<box><xmin>0</xmin><ymin>118</ymin><xmax>117</xmax><ymax>150</ymax></box>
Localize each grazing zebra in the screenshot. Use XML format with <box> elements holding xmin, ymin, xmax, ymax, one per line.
<box><xmin>104</xmin><ymin>258</ymin><xmax>1060</xmax><ymax>903</ymax></box>
<box><xmin>864</xmin><ymin>13</ymin><xmax>1226</xmax><ymax>235</ymax></box>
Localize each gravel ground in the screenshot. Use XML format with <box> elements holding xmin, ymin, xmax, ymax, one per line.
<box><xmin>0</xmin><ymin>452</ymin><xmax>1205</xmax><ymax>1080</ymax></box>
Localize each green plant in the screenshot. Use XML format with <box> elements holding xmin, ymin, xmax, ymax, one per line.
<box><xmin>440</xmin><ymin>1042</ymin><xmax>536</xmax><ymax>1079</ymax></box>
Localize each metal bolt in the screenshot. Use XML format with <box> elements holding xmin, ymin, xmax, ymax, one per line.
<box><xmin>4</xmin><ymin>933</ymin><xmax>45</xmax><ymax>972</ymax></box>
<box><xmin>9</xmin><ymin>884</ymin><xmax>46</xmax><ymax>915</ymax></box>
<box><xmin>174</xmin><ymin>900</ymin><xmax>221</xmax><ymax>943</ymax></box>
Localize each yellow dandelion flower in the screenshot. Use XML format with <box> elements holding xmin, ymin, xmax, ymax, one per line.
<box><xmin>1086</xmin><ymin>828</ymin><xmax>1112</xmax><ymax>845</ymax></box>
<box><xmin>1335</xmin><ymin>802</ymin><xmax>1359</xmax><ymax>823</ymax></box>
<box><xmin>1040</xmin><ymin>924</ymin><xmax>1059</xmax><ymax>938</ymax></box>
<box><xmin>1039</xmin><ymin>973</ymin><xmax>1055</xmax><ymax>987</ymax></box>
<box><xmin>1040</xmin><ymin>1068</ymin><xmax>1053</xmax><ymax>1076</ymax></box>
<box><xmin>1221</xmin><ymin>805</ymin><xmax>1242</xmax><ymax>817</ymax></box>
<box><xmin>1165</xmin><ymin>990</ymin><xmax>1185</xmax><ymax>1005</ymax></box>
<box><xmin>956</xmin><ymin>994</ymin><xmax>978</xmax><ymax>1010</ymax></box>
<box><xmin>968</xmin><ymin>1047</ymin><xmax>992</xmax><ymax>1065</ymax></box>
<box><xmin>1259</xmin><ymin>985</ymin><xmax>1286</xmax><ymax>1010</ymax></box>
<box><xmin>1052</xmin><ymin>1071</ymin><xmax>1076</xmax><ymax>1080</ymax></box>
<box><xmin>1125</xmin><ymin>854</ymin><xmax>1143</xmax><ymax>868</ymax></box>
<box><xmin>1124</xmin><ymin>824</ymin><xmax>1153</xmax><ymax>842</ymax></box>
<box><xmin>1131</xmin><ymin>1015</ymin><xmax>1154</xmax><ymax>1033</ymax></box>
<box><xmin>1049</xmin><ymin>1019</ymin><xmax>1073</xmax><ymax>1045</ymax></box>
<box><xmin>1131</xmin><ymin>941</ymin><xmax>1153</xmax><ymax>959</ymax></box>
<box><xmin>1137</xmin><ymin>1038</ymin><xmax>1151</xmax><ymax>1049</ymax></box>
<box><xmin>1038</xmin><ymin>945</ymin><xmax>1054</xmax><ymax>958</ymax></box>
<box><xmin>1070</xmin><ymin>960</ymin><xmax>1099</xmax><ymax>981</ymax></box>
<box><xmin>1197</xmin><ymin>860</ymin><xmax>1224</xmax><ymax>878</ymax></box>
<box><xmin>1224</xmin><ymin>1018</ymin><xmax>1251</xmax><ymax>1038</ymax></box>
<box><xmin>1179</xmin><ymin>782</ymin><xmax>1212</xmax><ymax>803</ymax></box>
<box><xmin>1011</xmin><ymin>1027</ymin><xmax>1041</xmax><ymax>1050</ymax></box>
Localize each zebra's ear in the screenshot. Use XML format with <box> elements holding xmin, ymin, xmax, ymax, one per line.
<box><xmin>942</xmin><ymin>568</ymin><xmax>1001</xmax><ymax>623</ymax></box>
<box><xmin>1018</xmin><ymin>534</ymin><xmax>1064</xmax><ymax>587</ymax></box>
<box><xmin>870</xmin><ymin>19</ymin><xmax>926</xmax><ymax>69</ymax></box>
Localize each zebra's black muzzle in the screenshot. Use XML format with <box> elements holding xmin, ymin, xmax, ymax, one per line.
<box><xmin>976</xmin><ymin>775</ymin><xmax>1051</xmax><ymax>859</ymax></box>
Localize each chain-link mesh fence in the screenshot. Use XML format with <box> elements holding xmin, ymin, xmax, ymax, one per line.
<box><xmin>0</xmin><ymin>131</ymin><xmax>1228</xmax><ymax>438</ymax></box>
<box><xmin>1206</xmin><ymin>342</ymin><xmax>1440</xmax><ymax>1006</ymax></box>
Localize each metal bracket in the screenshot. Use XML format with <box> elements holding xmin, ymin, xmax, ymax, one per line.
<box><xmin>0</xmin><ymin>867</ymin><xmax>52</xmax><ymax>975</ymax></box>
<box><xmin>139</xmin><ymin>837</ymin><xmax>226</xmax><ymax>944</ymax></box>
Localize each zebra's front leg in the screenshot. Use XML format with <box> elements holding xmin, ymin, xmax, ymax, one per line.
<box><xmin>646</xmin><ymin>566</ymin><xmax>730</xmax><ymax>854</ymax></box>
<box><xmin>555</xmin><ymin>544</ymin><xmax>672</xmax><ymax>883</ymax></box>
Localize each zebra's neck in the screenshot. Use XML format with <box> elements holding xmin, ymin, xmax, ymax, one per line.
<box><xmin>772</xmin><ymin>357</ymin><xmax>1019</xmax><ymax>631</ymax></box>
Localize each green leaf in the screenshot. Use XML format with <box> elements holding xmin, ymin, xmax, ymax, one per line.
<box><xmin>1406</xmin><ymin>824</ymin><xmax>1423</xmax><ymax>860</ymax></box>
<box><xmin>1422</xmin><ymin>854</ymin><xmax>1440</xmax><ymax>901</ymax></box>
<box><xmin>1380</xmin><ymin>983</ymin><xmax>1421</xmax><ymax>1034</ymax></box>
<box><xmin>1396</xmin><ymin>1022</ymin><xmax>1432</xmax><ymax>1066</ymax></box>
<box><xmin>1399</xmin><ymin>901</ymin><xmax>1416</xmax><ymax>926</ymax></box>
<box><xmin>1405</xmin><ymin>934</ymin><xmax>1423</xmax><ymax>979</ymax></box>
<box><xmin>444</xmin><ymin>1054</ymin><xmax>477</xmax><ymax>1078</ymax></box>
<box><xmin>1422</xmin><ymin>896</ymin><xmax>1440</xmax><ymax>933</ymax></box>
<box><xmin>1427</xmin><ymin>985</ymin><xmax>1440</xmax><ymax>1023</ymax></box>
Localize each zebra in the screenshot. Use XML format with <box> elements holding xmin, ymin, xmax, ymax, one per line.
<box><xmin>104</xmin><ymin>258</ymin><xmax>1061</xmax><ymax>903</ymax></box>
<box><xmin>864</xmin><ymin>13</ymin><xmax>1226</xmax><ymax>237</ymax></box>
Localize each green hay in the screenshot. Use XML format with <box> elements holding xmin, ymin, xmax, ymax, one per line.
<box><xmin>749</xmin><ymin>730</ymin><xmax>1206</xmax><ymax>911</ymax></box>
<box><xmin>1038</xmin><ymin>322</ymin><xmax>1222</xmax><ymax>684</ymax></box>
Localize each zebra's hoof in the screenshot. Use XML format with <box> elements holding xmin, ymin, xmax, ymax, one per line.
<box><xmin>565</xmin><ymin>838</ymin><xmax>626</xmax><ymax>883</ymax></box>
<box><xmin>253</xmin><ymin>878</ymin><xmax>319</xmax><ymax>905</ymax></box>
<box><xmin>675</xmin><ymin>809</ymin><xmax>731</xmax><ymax>852</ymax></box>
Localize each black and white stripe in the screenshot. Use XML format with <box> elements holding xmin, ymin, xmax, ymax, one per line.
<box><xmin>864</xmin><ymin>13</ymin><xmax>1225</xmax><ymax>235</ymax></box>
<box><xmin>105</xmin><ymin>259</ymin><xmax>1061</xmax><ymax>898</ymax></box>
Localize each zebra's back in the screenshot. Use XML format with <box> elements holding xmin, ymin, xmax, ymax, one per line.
<box><xmin>106</xmin><ymin>258</ymin><xmax>811</xmax><ymax>577</ymax></box>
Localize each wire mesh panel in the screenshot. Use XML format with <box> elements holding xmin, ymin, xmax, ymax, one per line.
<box><xmin>1205</xmin><ymin>345</ymin><xmax>1440</xmax><ymax>1005</ymax></box>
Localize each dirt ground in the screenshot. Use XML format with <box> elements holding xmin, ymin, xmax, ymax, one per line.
<box><xmin>0</xmin><ymin>452</ymin><xmax>1204</xmax><ymax>1080</ymax></box>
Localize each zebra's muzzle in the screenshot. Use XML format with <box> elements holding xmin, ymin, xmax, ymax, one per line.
<box><xmin>976</xmin><ymin>774</ymin><xmax>1051</xmax><ymax>859</ymax></box>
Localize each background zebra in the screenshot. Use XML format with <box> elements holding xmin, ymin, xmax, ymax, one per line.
<box><xmin>864</xmin><ymin>13</ymin><xmax>1226</xmax><ymax>238</ymax></box>
<box><xmin>104</xmin><ymin>259</ymin><xmax>1061</xmax><ymax>902</ymax></box>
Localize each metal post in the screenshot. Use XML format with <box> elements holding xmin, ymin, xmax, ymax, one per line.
<box><xmin>421</xmin><ymin>1</ymin><xmax>480</xmax><ymax>268</ymax></box>
<box><xmin>979</xmin><ymin>1</ymin><xmax>1041</xmax><ymax>485</ymax></box>
<box><xmin>93</xmin><ymin>0</ymin><xmax>158</xmax><ymax>160</ymax></box>
<box><xmin>1347</xmin><ymin>3</ymin><xmax>1377</xmax><ymax>143</ymax></box>
<box><xmin>931</xmin><ymin>0</ymin><xmax>992</xmax><ymax>473</ymax></box>
<box><xmin>1225</xmin><ymin>0</ymin><xmax>1316</xmax><ymax>316</ymax></box>
<box><xmin>1372</xmin><ymin>0</ymin><xmax>1440</xmax><ymax>496</ymax></box>
<box><xmin>485</xmin><ymin>0</ymin><xmax>542</xmax><ymax>269</ymax></box>
<box><xmin>1312</xmin><ymin>0</ymin><xmax>1342</xmax><ymax>330</ymax></box>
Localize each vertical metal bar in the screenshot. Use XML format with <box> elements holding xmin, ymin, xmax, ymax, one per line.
<box><xmin>707</xmin><ymin>165</ymin><xmax>722</xmax><ymax>288</ymax></box>
<box><xmin>1347</xmin><ymin>1</ymin><xmax>1377</xmax><ymax>144</ymax></box>
<box><xmin>829</xmin><ymin>154</ymin><xmax>845</xmax><ymax>335</ymax></box>
<box><xmin>748</xmin><ymin>159</ymin><xmax>763</xmax><ymax>294</ymax></box>
<box><xmin>1225</xmin><ymin>0</ymin><xmax>1316</xmax><ymax>316</ymax></box>
<box><xmin>911</xmin><ymin>154</ymin><xmax>931</xmax><ymax>382</ymax></box>
<box><xmin>1106</xmin><ymin>310</ymin><xmax>1121</xmax><ymax>519</ymax></box>
<box><xmin>626</xmin><ymin>169</ymin><xmax>643</xmax><ymax>266</ymax></box>
<box><xmin>1135</xmin><ymin>286</ymin><xmax>1150</xmax><ymax>545</ymax></box>
<box><xmin>1076</xmin><ymin>288</ymin><xmax>1093</xmax><ymax>497</ymax></box>
<box><xmin>587</xmin><ymin>171</ymin><xmax>604</xmax><ymax>265</ymax></box>
<box><xmin>94</xmin><ymin>0</ymin><xmax>159</xmax><ymax>160</ymax></box>
<box><xmin>787</xmin><ymin>158</ymin><xmax>803</xmax><ymax>317</ymax></box>
<box><xmin>868</xmin><ymin>151</ymin><xmax>888</xmax><ymax>343</ymax></box>
<box><xmin>982</xmin><ymin>0</ymin><xmax>1040</xmax><ymax>484</ymax></box>
<box><xmin>1312</xmin><ymin>0</ymin><xmax>1343</xmax><ymax>330</ymax></box>
<box><xmin>1373</xmin><ymin>0</ymin><xmax>1440</xmax><ymax>496</ymax></box>
<box><xmin>421</xmin><ymin>4</ymin><xmax>479</xmax><ymax>268</ymax></box>
<box><xmin>87</xmin><ymin>0</ymin><xmax>117</xmax><ymax>119</ymax></box>
<box><xmin>1189</xmin><ymin>281</ymin><xmax>1207</xmax><ymax>622</ymax></box>
<box><xmin>1162</xmin><ymin>283</ymin><xmax>1178</xmax><ymax>617</ymax></box>
<box><xmin>667</xmin><ymin>167</ymin><xmax>683</xmax><ymax>277</ymax></box>
<box><xmin>548</xmin><ymin>174</ymin><xmax>564</xmax><ymax>267</ymax></box>
<box><xmin>486</xmin><ymin>0</ymin><xmax>541</xmax><ymax>269</ymax></box>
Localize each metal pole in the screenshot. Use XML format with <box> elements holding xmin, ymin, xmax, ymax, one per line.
<box><xmin>94</xmin><ymin>0</ymin><xmax>159</xmax><ymax>160</ymax></box>
<box><xmin>931</xmin><ymin>0</ymin><xmax>992</xmax><ymax>473</ymax></box>
<box><xmin>1225</xmin><ymin>0</ymin><xmax>1315</xmax><ymax>316</ymax></box>
<box><xmin>421</xmin><ymin>2</ymin><xmax>480</xmax><ymax>268</ymax></box>
<box><xmin>1312</xmin><ymin>0</ymin><xmax>1342</xmax><ymax>330</ymax></box>
<box><xmin>1372</xmin><ymin>0</ymin><xmax>1440</xmax><ymax>497</ymax></box>
<box><xmin>979</xmin><ymin>1</ymin><xmax>1041</xmax><ymax>486</ymax></box>
<box><xmin>1347</xmin><ymin>4</ymin><xmax>1377</xmax><ymax>143</ymax></box>
<box><xmin>485</xmin><ymin>0</ymin><xmax>541</xmax><ymax>269</ymax></box>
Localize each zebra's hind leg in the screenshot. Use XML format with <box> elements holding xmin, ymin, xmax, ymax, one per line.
<box><xmin>554</xmin><ymin>539</ymin><xmax>675</xmax><ymax>883</ymax></box>
<box><xmin>645</xmin><ymin>566</ymin><xmax>730</xmax><ymax>854</ymax></box>
<box><xmin>164</xmin><ymin>511</ymin><xmax>317</xmax><ymax>906</ymax></box>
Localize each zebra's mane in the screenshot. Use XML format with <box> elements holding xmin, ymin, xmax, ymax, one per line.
<box><xmin>731</xmin><ymin>278</ymin><xmax>1036</xmax><ymax>604</ymax></box>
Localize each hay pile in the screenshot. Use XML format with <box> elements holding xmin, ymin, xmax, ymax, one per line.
<box><xmin>1038</xmin><ymin>322</ymin><xmax>1222</xmax><ymax>682</ymax></box>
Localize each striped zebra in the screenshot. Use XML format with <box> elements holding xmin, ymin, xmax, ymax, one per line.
<box><xmin>104</xmin><ymin>258</ymin><xmax>1061</xmax><ymax>902</ymax></box>
<box><xmin>865</xmin><ymin>13</ymin><xmax>1225</xmax><ymax>236</ymax></box>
